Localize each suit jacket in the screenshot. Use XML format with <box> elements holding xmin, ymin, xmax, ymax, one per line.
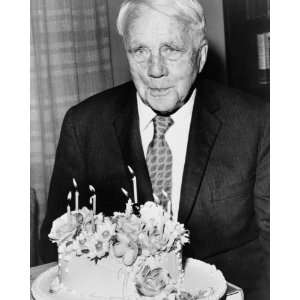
<box><xmin>40</xmin><ymin>77</ymin><xmax>269</xmax><ymax>299</ymax></box>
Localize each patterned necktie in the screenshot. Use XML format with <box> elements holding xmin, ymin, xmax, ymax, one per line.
<box><xmin>146</xmin><ymin>115</ymin><xmax>174</xmax><ymax>206</ymax></box>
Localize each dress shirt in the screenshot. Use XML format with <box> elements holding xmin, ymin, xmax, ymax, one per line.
<box><xmin>137</xmin><ymin>90</ymin><xmax>196</xmax><ymax>220</ymax></box>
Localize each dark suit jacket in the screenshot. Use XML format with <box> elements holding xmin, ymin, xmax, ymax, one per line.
<box><xmin>40</xmin><ymin>78</ymin><xmax>269</xmax><ymax>299</ymax></box>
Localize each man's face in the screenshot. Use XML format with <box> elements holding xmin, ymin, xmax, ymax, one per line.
<box><xmin>125</xmin><ymin>6</ymin><xmax>206</xmax><ymax>114</ymax></box>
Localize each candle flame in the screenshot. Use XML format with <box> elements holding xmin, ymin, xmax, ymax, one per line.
<box><xmin>72</xmin><ymin>178</ymin><xmax>77</xmax><ymax>188</ymax></box>
<box><xmin>121</xmin><ymin>188</ymin><xmax>129</xmax><ymax>197</ymax></box>
<box><xmin>162</xmin><ymin>190</ymin><xmax>168</xmax><ymax>199</ymax></box>
<box><xmin>127</xmin><ymin>165</ymin><xmax>134</xmax><ymax>176</ymax></box>
<box><xmin>153</xmin><ymin>193</ymin><xmax>160</xmax><ymax>204</ymax></box>
<box><xmin>89</xmin><ymin>185</ymin><xmax>95</xmax><ymax>193</ymax></box>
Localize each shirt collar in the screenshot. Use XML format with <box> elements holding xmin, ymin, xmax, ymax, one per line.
<box><xmin>137</xmin><ymin>94</ymin><xmax>156</xmax><ymax>131</ymax></box>
<box><xmin>171</xmin><ymin>89</ymin><xmax>196</xmax><ymax>125</ymax></box>
<box><xmin>137</xmin><ymin>89</ymin><xmax>196</xmax><ymax>131</ymax></box>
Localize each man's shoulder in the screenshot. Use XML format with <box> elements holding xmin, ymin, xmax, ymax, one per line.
<box><xmin>198</xmin><ymin>79</ymin><xmax>269</xmax><ymax>124</ymax></box>
<box><xmin>67</xmin><ymin>81</ymin><xmax>135</xmax><ymax>121</ymax></box>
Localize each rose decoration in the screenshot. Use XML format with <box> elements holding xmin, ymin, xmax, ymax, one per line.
<box><xmin>139</xmin><ymin>231</ymin><xmax>165</xmax><ymax>256</ymax></box>
<box><xmin>176</xmin><ymin>291</ymin><xmax>194</xmax><ymax>300</ymax></box>
<box><xmin>48</xmin><ymin>212</ymin><xmax>77</xmax><ymax>242</ymax></box>
<box><xmin>122</xmin><ymin>240</ymin><xmax>139</xmax><ymax>266</ymax></box>
<box><xmin>135</xmin><ymin>265</ymin><xmax>173</xmax><ymax>297</ymax></box>
<box><xmin>176</xmin><ymin>288</ymin><xmax>214</xmax><ymax>300</ymax></box>
<box><xmin>112</xmin><ymin>232</ymin><xmax>139</xmax><ymax>266</ymax></box>
<box><xmin>117</xmin><ymin>214</ymin><xmax>142</xmax><ymax>242</ymax></box>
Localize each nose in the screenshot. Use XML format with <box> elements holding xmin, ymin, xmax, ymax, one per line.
<box><xmin>147</xmin><ymin>54</ymin><xmax>167</xmax><ymax>78</ymax></box>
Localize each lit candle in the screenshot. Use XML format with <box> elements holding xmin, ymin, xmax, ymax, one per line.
<box><xmin>122</xmin><ymin>188</ymin><xmax>133</xmax><ymax>216</ymax></box>
<box><xmin>132</xmin><ymin>176</ymin><xmax>137</xmax><ymax>204</ymax></box>
<box><xmin>162</xmin><ymin>190</ymin><xmax>171</xmax><ymax>216</ymax></box>
<box><xmin>89</xmin><ymin>185</ymin><xmax>96</xmax><ymax>214</ymax></box>
<box><xmin>67</xmin><ymin>191</ymin><xmax>72</xmax><ymax>224</ymax></box>
<box><xmin>122</xmin><ymin>187</ymin><xmax>133</xmax><ymax>208</ymax></box>
<box><xmin>88</xmin><ymin>196</ymin><xmax>94</xmax><ymax>232</ymax></box>
<box><xmin>168</xmin><ymin>201</ymin><xmax>171</xmax><ymax>217</ymax></box>
<box><xmin>89</xmin><ymin>185</ymin><xmax>96</xmax><ymax>232</ymax></box>
<box><xmin>128</xmin><ymin>166</ymin><xmax>138</xmax><ymax>204</ymax></box>
<box><xmin>92</xmin><ymin>196</ymin><xmax>96</xmax><ymax>232</ymax></box>
<box><xmin>93</xmin><ymin>195</ymin><xmax>96</xmax><ymax>215</ymax></box>
<box><xmin>73</xmin><ymin>178</ymin><xmax>79</xmax><ymax>211</ymax></box>
<box><xmin>153</xmin><ymin>193</ymin><xmax>160</xmax><ymax>204</ymax></box>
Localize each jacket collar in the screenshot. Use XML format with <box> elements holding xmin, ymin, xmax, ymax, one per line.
<box><xmin>113</xmin><ymin>82</ymin><xmax>153</xmax><ymax>204</ymax></box>
<box><xmin>178</xmin><ymin>77</ymin><xmax>222</xmax><ymax>223</ymax></box>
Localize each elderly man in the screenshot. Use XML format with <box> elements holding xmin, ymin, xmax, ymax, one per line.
<box><xmin>40</xmin><ymin>0</ymin><xmax>269</xmax><ymax>299</ymax></box>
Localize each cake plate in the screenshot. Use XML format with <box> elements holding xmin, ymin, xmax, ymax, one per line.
<box><xmin>31</xmin><ymin>258</ymin><xmax>227</xmax><ymax>300</ymax></box>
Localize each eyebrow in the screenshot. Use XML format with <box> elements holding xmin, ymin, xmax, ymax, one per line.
<box><xmin>162</xmin><ymin>42</ymin><xmax>185</xmax><ymax>50</ymax></box>
<box><xmin>128</xmin><ymin>40</ymin><xmax>186</xmax><ymax>50</ymax></box>
<box><xmin>127</xmin><ymin>44</ymin><xmax>148</xmax><ymax>53</ymax></box>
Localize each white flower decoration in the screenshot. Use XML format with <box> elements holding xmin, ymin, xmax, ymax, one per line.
<box><xmin>140</xmin><ymin>202</ymin><xmax>165</xmax><ymax>231</ymax></box>
<box><xmin>96</xmin><ymin>217</ymin><xmax>116</xmax><ymax>241</ymax></box>
<box><xmin>86</xmin><ymin>236</ymin><xmax>109</xmax><ymax>259</ymax></box>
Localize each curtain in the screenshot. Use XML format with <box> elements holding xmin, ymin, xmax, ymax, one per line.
<box><xmin>30</xmin><ymin>0</ymin><xmax>113</xmax><ymax>239</ymax></box>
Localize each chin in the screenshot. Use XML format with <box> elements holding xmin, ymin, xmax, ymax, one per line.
<box><xmin>145</xmin><ymin>94</ymin><xmax>181</xmax><ymax>114</ymax></box>
<box><xmin>149</xmin><ymin>102</ymin><xmax>180</xmax><ymax>114</ymax></box>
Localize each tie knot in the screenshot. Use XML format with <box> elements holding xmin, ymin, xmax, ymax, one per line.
<box><xmin>153</xmin><ymin>115</ymin><xmax>174</xmax><ymax>138</ymax></box>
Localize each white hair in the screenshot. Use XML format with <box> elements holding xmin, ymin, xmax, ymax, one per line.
<box><xmin>116</xmin><ymin>0</ymin><xmax>207</xmax><ymax>49</ymax></box>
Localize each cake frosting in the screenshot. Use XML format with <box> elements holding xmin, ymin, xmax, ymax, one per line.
<box><xmin>48</xmin><ymin>199</ymin><xmax>189</xmax><ymax>299</ymax></box>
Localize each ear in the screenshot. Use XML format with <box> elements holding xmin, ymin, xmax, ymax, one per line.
<box><xmin>197</xmin><ymin>43</ymin><xmax>208</xmax><ymax>73</ymax></box>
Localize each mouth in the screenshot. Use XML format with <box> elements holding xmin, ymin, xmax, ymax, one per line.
<box><xmin>149</xmin><ymin>87</ymin><xmax>172</xmax><ymax>97</ymax></box>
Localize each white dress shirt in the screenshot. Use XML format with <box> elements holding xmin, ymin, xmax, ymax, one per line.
<box><xmin>137</xmin><ymin>90</ymin><xmax>196</xmax><ymax>221</ymax></box>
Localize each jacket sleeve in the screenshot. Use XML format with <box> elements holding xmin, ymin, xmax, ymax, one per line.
<box><xmin>252</xmin><ymin>101</ymin><xmax>270</xmax><ymax>298</ymax></box>
<box><xmin>39</xmin><ymin>107</ymin><xmax>88</xmax><ymax>262</ymax></box>
<box><xmin>254</xmin><ymin>102</ymin><xmax>270</xmax><ymax>254</ymax></box>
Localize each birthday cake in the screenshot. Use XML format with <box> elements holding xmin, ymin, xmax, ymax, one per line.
<box><xmin>32</xmin><ymin>178</ymin><xmax>227</xmax><ymax>300</ymax></box>
<box><xmin>45</xmin><ymin>194</ymin><xmax>189</xmax><ymax>299</ymax></box>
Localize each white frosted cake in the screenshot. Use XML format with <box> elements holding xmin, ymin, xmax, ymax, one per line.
<box><xmin>47</xmin><ymin>200</ymin><xmax>189</xmax><ymax>299</ymax></box>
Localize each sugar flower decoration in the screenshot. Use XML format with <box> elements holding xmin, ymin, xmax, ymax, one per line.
<box><xmin>96</xmin><ymin>217</ymin><xmax>116</xmax><ymax>241</ymax></box>
<box><xmin>48</xmin><ymin>212</ymin><xmax>77</xmax><ymax>243</ymax></box>
<box><xmin>135</xmin><ymin>265</ymin><xmax>175</xmax><ymax>297</ymax></box>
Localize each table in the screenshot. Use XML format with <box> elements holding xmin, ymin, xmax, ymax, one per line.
<box><xmin>30</xmin><ymin>263</ymin><xmax>244</xmax><ymax>300</ymax></box>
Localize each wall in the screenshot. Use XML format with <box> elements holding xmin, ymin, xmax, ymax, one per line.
<box><xmin>107</xmin><ymin>0</ymin><xmax>131</xmax><ymax>86</ymax></box>
<box><xmin>107</xmin><ymin>0</ymin><xmax>227</xmax><ymax>86</ymax></box>
<box><xmin>200</xmin><ymin>0</ymin><xmax>227</xmax><ymax>83</ymax></box>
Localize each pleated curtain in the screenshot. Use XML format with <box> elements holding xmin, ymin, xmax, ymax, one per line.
<box><xmin>30</xmin><ymin>0</ymin><xmax>113</xmax><ymax>240</ymax></box>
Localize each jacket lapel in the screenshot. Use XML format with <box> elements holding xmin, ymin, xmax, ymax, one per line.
<box><xmin>178</xmin><ymin>80</ymin><xmax>222</xmax><ymax>224</ymax></box>
<box><xmin>112</xmin><ymin>78</ymin><xmax>222</xmax><ymax>216</ymax></box>
<box><xmin>113</xmin><ymin>86</ymin><xmax>153</xmax><ymax>205</ymax></box>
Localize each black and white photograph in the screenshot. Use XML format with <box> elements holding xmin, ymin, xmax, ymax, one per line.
<box><xmin>28</xmin><ymin>0</ymin><xmax>272</xmax><ymax>299</ymax></box>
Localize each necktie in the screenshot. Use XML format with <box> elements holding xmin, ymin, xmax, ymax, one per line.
<box><xmin>146</xmin><ymin>115</ymin><xmax>174</xmax><ymax>206</ymax></box>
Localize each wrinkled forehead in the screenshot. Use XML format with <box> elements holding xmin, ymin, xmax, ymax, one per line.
<box><xmin>135</xmin><ymin>0</ymin><xmax>203</xmax><ymax>22</ymax></box>
<box><xmin>126</xmin><ymin>8</ymin><xmax>190</xmax><ymax>48</ymax></box>
<box><xmin>123</xmin><ymin>2</ymin><xmax>199</xmax><ymax>38</ymax></box>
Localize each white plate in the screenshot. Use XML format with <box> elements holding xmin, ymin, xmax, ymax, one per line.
<box><xmin>31</xmin><ymin>259</ymin><xmax>227</xmax><ymax>300</ymax></box>
<box><xmin>182</xmin><ymin>258</ymin><xmax>227</xmax><ymax>300</ymax></box>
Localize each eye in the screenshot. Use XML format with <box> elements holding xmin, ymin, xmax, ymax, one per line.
<box><xmin>131</xmin><ymin>47</ymin><xmax>150</xmax><ymax>62</ymax></box>
<box><xmin>135</xmin><ymin>48</ymin><xmax>145</xmax><ymax>55</ymax></box>
<box><xmin>161</xmin><ymin>45</ymin><xmax>182</xmax><ymax>60</ymax></box>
